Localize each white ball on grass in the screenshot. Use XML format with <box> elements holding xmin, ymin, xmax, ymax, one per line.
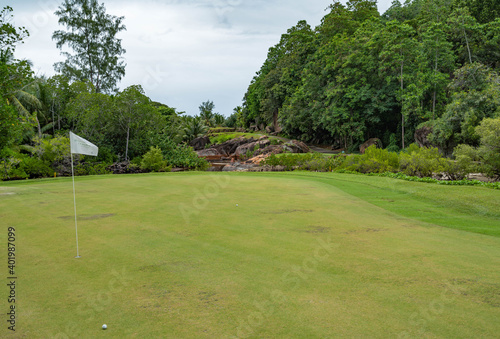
<box><xmin>102</xmin><ymin>324</ymin><xmax>107</xmax><ymax>330</ymax></box>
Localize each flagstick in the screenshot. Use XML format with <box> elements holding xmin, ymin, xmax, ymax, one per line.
<box><xmin>71</xmin><ymin>152</ymin><xmax>81</xmax><ymax>258</ymax></box>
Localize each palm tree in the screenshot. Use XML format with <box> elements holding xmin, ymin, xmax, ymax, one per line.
<box><xmin>182</xmin><ymin>117</ymin><xmax>208</xmax><ymax>143</ymax></box>
<box><xmin>199</xmin><ymin>100</ymin><xmax>216</xmax><ymax>127</ymax></box>
<box><xmin>1</xmin><ymin>50</ymin><xmax>42</xmax><ymax>137</ymax></box>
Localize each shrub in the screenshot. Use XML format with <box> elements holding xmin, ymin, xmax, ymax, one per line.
<box><xmin>19</xmin><ymin>157</ymin><xmax>53</xmax><ymax>179</ymax></box>
<box><xmin>399</xmin><ymin>144</ymin><xmax>444</xmax><ymax>178</ymax></box>
<box><xmin>0</xmin><ymin>155</ymin><xmax>27</xmax><ymax>180</ymax></box>
<box><xmin>263</xmin><ymin>153</ymin><xmax>345</xmax><ymax>171</ymax></box>
<box><xmin>454</xmin><ymin>118</ymin><xmax>500</xmax><ymax>180</ymax></box>
<box><xmin>441</xmin><ymin>159</ymin><xmax>470</xmax><ymax>181</ymax></box>
<box><xmin>141</xmin><ymin>146</ymin><xmax>170</xmax><ymax>172</ymax></box>
<box><xmin>74</xmin><ymin>162</ymin><xmax>112</xmax><ymax>176</ymax></box>
<box><xmin>343</xmin><ymin>146</ymin><xmax>399</xmax><ymax>173</ymax></box>
<box><xmin>33</xmin><ymin>136</ymin><xmax>70</xmax><ymax>164</ymax></box>
<box><xmin>160</xmin><ymin>140</ymin><xmax>209</xmax><ymax>170</ymax></box>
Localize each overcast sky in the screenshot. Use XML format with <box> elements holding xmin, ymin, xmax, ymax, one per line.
<box><xmin>12</xmin><ymin>0</ymin><xmax>393</xmax><ymax>116</ymax></box>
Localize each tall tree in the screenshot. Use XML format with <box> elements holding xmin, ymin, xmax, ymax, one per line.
<box><xmin>52</xmin><ymin>0</ymin><xmax>126</xmax><ymax>93</ymax></box>
<box><xmin>115</xmin><ymin>85</ymin><xmax>158</xmax><ymax>160</ymax></box>
<box><xmin>380</xmin><ymin>20</ymin><xmax>419</xmax><ymax>148</ymax></box>
<box><xmin>447</xmin><ymin>7</ymin><xmax>481</xmax><ymax>65</ymax></box>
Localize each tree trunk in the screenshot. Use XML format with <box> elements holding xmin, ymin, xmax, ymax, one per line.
<box><xmin>273</xmin><ymin>109</ymin><xmax>279</xmax><ymax>132</ymax></box>
<box><xmin>433</xmin><ymin>34</ymin><xmax>439</xmax><ymax>120</ymax></box>
<box><xmin>36</xmin><ymin>115</ymin><xmax>42</xmax><ymax>139</ymax></box>
<box><xmin>125</xmin><ymin>124</ymin><xmax>130</xmax><ymax>161</ymax></box>
<box><xmin>401</xmin><ymin>59</ymin><xmax>405</xmax><ymax>149</ymax></box>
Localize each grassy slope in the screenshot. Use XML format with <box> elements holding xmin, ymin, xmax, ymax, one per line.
<box><xmin>0</xmin><ymin>172</ymin><xmax>499</xmax><ymax>338</ymax></box>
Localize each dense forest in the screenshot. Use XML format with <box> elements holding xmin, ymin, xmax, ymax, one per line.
<box><xmin>238</xmin><ymin>0</ymin><xmax>500</xmax><ymax>153</ymax></box>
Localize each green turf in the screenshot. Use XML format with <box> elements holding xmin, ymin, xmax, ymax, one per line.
<box><xmin>1</xmin><ymin>172</ymin><xmax>499</xmax><ymax>338</ymax></box>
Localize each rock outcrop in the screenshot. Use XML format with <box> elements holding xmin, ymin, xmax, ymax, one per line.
<box><xmin>359</xmin><ymin>138</ymin><xmax>382</xmax><ymax>154</ymax></box>
<box><xmin>197</xmin><ymin>135</ymin><xmax>310</xmax><ymax>171</ymax></box>
<box><xmin>415</xmin><ymin>126</ymin><xmax>432</xmax><ymax>148</ymax></box>
<box><xmin>189</xmin><ymin>136</ymin><xmax>211</xmax><ymax>151</ymax></box>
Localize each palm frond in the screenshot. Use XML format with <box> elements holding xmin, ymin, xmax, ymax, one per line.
<box><xmin>15</xmin><ymin>90</ymin><xmax>42</xmax><ymax>111</ymax></box>
<box><xmin>41</xmin><ymin>121</ymin><xmax>56</xmax><ymax>133</ymax></box>
<box><xmin>19</xmin><ymin>145</ymin><xmax>35</xmax><ymax>154</ymax></box>
<box><xmin>10</xmin><ymin>96</ymin><xmax>30</xmax><ymax>118</ymax></box>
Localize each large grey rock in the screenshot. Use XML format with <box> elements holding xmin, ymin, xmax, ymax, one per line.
<box><xmin>213</xmin><ymin>137</ymin><xmax>255</xmax><ymax>156</ymax></box>
<box><xmin>283</xmin><ymin>140</ymin><xmax>310</xmax><ymax>153</ymax></box>
<box><xmin>190</xmin><ymin>136</ymin><xmax>211</xmax><ymax>151</ymax></box>
<box><xmin>196</xmin><ymin>148</ymin><xmax>220</xmax><ymax>157</ymax></box>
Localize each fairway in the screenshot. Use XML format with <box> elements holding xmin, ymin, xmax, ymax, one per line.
<box><xmin>1</xmin><ymin>172</ymin><xmax>500</xmax><ymax>338</ymax></box>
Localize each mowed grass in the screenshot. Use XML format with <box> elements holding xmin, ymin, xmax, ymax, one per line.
<box><xmin>0</xmin><ymin>172</ymin><xmax>499</xmax><ymax>338</ymax></box>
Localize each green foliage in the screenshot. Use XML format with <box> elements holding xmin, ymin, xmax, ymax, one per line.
<box><xmin>159</xmin><ymin>139</ymin><xmax>209</xmax><ymax>170</ymax></box>
<box><xmin>430</xmin><ymin>63</ymin><xmax>500</xmax><ymax>152</ymax></box>
<box><xmin>74</xmin><ymin>161</ymin><xmax>112</xmax><ymax>176</ymax></box>
<box><xmin>399</xmin><ymin>144</ymin><xmax>445</xmax><ymax>177</ymax></box>
<box><xmin>344</xmin><ymin>146</ymin><xmax>400</xmax><ymax>173</ymax></box>
<box><xmin>454</xmin><ymin>118</ymin><xmax>500</xmax><ymax>179</ymax></box>
<box><xmin>0</xmin><ymin>153</ymin><xmax>27</xmax><ymax>180</ymax></box>
<box><xmin>182</xmin><ymin>116</ymin><xmax>208</xmax><ymax>143</ymax></box>
<box><xmin>140</xmin><ymin>146</ymin><xmax>170</xmax><ymax>172</ymax></box>
<box><xmin>0</xmin><ymin>150</ymin><xmax>53</xmax><ymax>180</ymax></box>
<box><xmin>0</xmin><ymin>100</ymin><xmax>22</xmax><ymax>151</ymax></box>
<box><xmin>114</xmin><ymin>85</ymin><xmax>163</xmax><ymax>160</ymax></box>
<box><xmin>33</xmin><ymin>135</ymin><xmax>70</xmax><ymax>164</ymax></box>
<box><xmin>19</xmin><ymin>156</ymin><xmax>53</xmax><ymax>178</ymax></box>
<box><xmin>209</xmin><ymin>132</ymin><xmax>263</xmax><ymax>145</ymax></box>
<box><xmin>240</xmin><ymin>0</ymin><xmax>500</xmax><ymax>151</ymax></box>
<box><xmin>373</xmin><ymin>171</ymin><xmax>500</xmax><ymax>189</ymax></box>
<box><xmin>199</xmin><ymin>100</ymin><xmax>216</xmax><ymax>127</ymax></box>
<box><xmin>52</xmin><ymin>0</ymin><xmax>126</xmax><ymax>93</ymax></box>
<box><xmin>264</xmin><ymin>153</ymin><xmax>345</xmax><ymax>171</ymax></box>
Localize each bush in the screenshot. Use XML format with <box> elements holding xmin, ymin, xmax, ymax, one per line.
<box><xmin>454</xmin><ymin>118</ymin><xmax>500</xmax><ymax>180</ymax></box>
<box><xmin>74</xmin><ymin>162</ymin><xmax>112</xmax><ymax>176</ymax></box>
<box><xmin>399</xmin><ymin>144</ymin><xmax>444</xmax><ymax>178</ymax></box>
<box><xmin>343</xmin><ymin>146</ymin><xmax>399</xmax><ymax>173</ymax></box>
<box><xmin>0</xmin><ymin>155</ymin><xmax>27</xmax><ymax>180</ymax></box>
<box><xmin>33</xmin><ymin>136</ymin><xmax>70</xmax><ymax>164</ymax></box>
<box><xmin>263</xmin><ymin>153</ymin><xmax>345</xmax><ymax>171</ymax></box>
<box><xmin>19</xmin><ymin>157</ymin><xmax>53</xmax><ymax>179</ymax></box>
<box><xmin>441</xmin><ymin>159</ymin><xmax>470</xmax><ymax>181</ymax></box>
<box><xmin>160</xmin><ymin>140</ymin><xmax>209</xmax><ymax>170</ymax></box>
<box><xmin>141</xmin><ymin>146</ymin><xmax>170</xmax><ymax>172</ymax></box>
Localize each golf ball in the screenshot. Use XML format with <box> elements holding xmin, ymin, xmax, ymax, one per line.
<box><xmin>102</xmin><ymin>324</ymin><xmax>107</xmax><ymax>330</ymax></box>
<box><xmin>236</xmin><ymin>204</ymin><xmax>238</xmax><ymax>207</ymax></box>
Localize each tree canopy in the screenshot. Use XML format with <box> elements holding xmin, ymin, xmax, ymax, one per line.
<box><xmin>240</xmin><ymin>0</ymin><xmax>500</xmax><ymax>151</ymax></box>
<box><xmin>52</xmin><ymin>0</ymin><xmax>126</xmax><ymax>94</ymax></box>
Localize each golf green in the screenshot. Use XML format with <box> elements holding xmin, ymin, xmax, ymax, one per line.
<box><xmin>1</xmin><ymin>172</ymin><xmax>499</xmax><ymax>338</ymax></box>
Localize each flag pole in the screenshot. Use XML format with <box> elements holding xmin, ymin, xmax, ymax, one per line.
<box><xmin>69</xmin><ymin>131</ymin><xmax>98</xmax><ymax>258</ymax></box>
<box><xmin>71</xmin><ymin>151</ymin><xmax>80</xmax><ymax>258</ymax></box>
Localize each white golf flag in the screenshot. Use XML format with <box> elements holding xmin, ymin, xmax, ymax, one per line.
<box><xmin>70</xmin><ymin>131</ymin><xmax>98</xmax><ymax>156</ymax></box>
